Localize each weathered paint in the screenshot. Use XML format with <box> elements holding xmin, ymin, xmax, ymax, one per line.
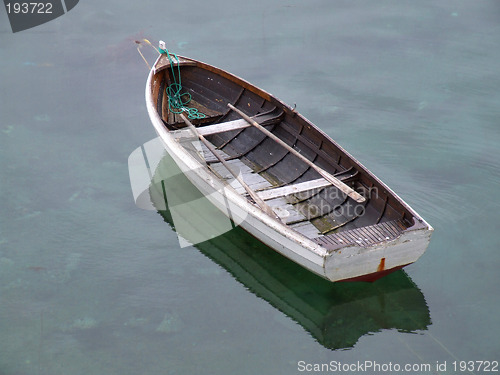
<box><xmin>377</xmin><ymin>257</ymin><xmax>386</xmax><ymax>272</ymax></box>
<box><xmin>145</xmin><ymin>55</ymin><xmax>434</xmax><ymax>282</ymax></box>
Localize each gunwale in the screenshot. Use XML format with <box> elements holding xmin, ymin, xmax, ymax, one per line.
<box><xmin>146</xmin><ymin>53</ymin><xmax>433</xmax><ymax>281</ymax></box>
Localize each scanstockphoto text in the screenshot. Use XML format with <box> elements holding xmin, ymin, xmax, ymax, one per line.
<box><xmin>297</xmin><ymin>359</ymin><xmax>499</xmax><ymax>373</ymax></box>
<box><xmin>292</xmin><ymin>185</ymin><xmax>378</xmax><ymax>220</ymax></box>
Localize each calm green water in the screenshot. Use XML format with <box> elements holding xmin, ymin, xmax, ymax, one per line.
<box><xmin>1</xmin><ymin>1</ymin><xmax>499</xmax><ymax>374</ymax></box>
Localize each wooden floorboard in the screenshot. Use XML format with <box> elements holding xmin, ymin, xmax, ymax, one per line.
<box><xmin>313</xmin><ymin>219</ymin><xmax>407</xmax><ymax>248</ymax></box>
<box><xmin>289</xmin><ymin>221</ymin><xmax>322</xmax><ymax>238</ymax></box>
<box><xmin>194</xmin><ymin>141</ymin><xmax>326</xmax><ymax>238</ymax></box>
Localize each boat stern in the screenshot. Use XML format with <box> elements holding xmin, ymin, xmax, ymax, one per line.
<box><xmin>322</xmin><ymin>223</ymin><xmax>433</xmax><ymax>282</ymax></box>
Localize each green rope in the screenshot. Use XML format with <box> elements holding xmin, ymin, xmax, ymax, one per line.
<box><xmin>160</xmin><ymin>47</ymin><xmax>206</xmax><ymax>120</ymax></box>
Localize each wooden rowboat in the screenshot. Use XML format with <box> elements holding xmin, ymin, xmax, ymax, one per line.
<box><xmin>145</xmin><ymin>48</ymin><xmax>433</xmax><ymax>282</ymax></box>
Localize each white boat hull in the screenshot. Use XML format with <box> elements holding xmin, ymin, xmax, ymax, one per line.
<box><xmin>145</xmin><ymin>58</ymin><xmax>433</xmax><ymax>282</ymax></box>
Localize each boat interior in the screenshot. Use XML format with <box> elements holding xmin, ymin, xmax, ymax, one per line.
<box><xmin>150</xmin><ymin>56</ymin><xmax>425</xmax><ymax>250</ymax></box>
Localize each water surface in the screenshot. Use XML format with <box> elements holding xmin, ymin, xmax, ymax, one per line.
<box><xmin>1</xmin><ymin>1</ymin><xmax>499</xmax><ymax>374</ymax></box>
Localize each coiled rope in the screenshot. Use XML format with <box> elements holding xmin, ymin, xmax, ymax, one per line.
<box><xmin>159</xmin><ymin>46</ymin><xmax>206</xmax><ymax>120</ymax></box>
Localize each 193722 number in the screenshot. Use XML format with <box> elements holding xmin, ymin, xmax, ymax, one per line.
<box><xmin>453</xmin><ymin>361</ymin><xmax>499</xmax><ymax>372</ymax></box>
<box><xmin>5</xmin><ymin>2</ymin><xmax>53</xmax><ymax>14</ymax></box>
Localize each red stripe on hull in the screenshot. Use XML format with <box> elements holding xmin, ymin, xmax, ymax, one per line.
<box><xmin>338</xmin><ymin>263</ymin><xmax>411</xmax><ymax>283</ymax></box>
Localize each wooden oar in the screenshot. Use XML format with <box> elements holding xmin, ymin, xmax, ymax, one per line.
<box><xmin>227</xmin><ymin>103</ymin><xmax>366</xmax><ymax>203</ymax></box>
<box><xmin>179</xmin><ymin>114</ymin><xmax>280</xmax><ymax>220</ymax></box>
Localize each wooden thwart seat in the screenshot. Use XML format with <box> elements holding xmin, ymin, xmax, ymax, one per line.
<box><xmin>256</xmin><ymin>178</ymin><xmax>333</xmax><ymax>201</ymax></box>
<box><xmin>171</xmin><ymin>109</ymin><xmax>283</xmax><ymax>140</ymax></box>
<box><xmin>172</xmin><ymin>118</ymin><xmax>252</xmax><ymax>139</ymax></box>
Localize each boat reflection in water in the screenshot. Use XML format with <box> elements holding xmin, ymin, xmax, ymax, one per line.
<box><xmin>128</xmin><ymin>139</ymin><xmax>431</xmax><ymax>350</ymax></box>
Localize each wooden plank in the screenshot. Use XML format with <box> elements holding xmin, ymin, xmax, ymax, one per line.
<box><xmin>208</xmin><ymin>159</ymin><xmax>272</xmax><ymax>194</ymax></box>
<box><xmin>257</xmin><ymin>178</ymin><xmax>332</xmax><ymax>201</ymax></box>
<box><xmin>265</xmin><ymin>199</ymin><xmax>307</xmax><ymax>224</ymax></box>
<box><xmin>289</xmin><ymin>221</ymin><xmax>322</xmax><ymax>238</ymax></box>
<box><xmin>198</xmin><ymin>144</ymin><xmax>274</xmax><ymax>194</ymax></box>
<box><xmin>172</xmin><ymin>119</ymin><xmax>250</xmax><ymax>140</ymax></box>
<box><xmin>199</xmin><ymin>119</ymin><xmax>250</xmax><ymax>135</ymax></box>
<box><xmin>179</xmin><ymin>114</ymin><xmax>279</xmax><ymax>220</ymax></box>
<box><xmin>313</xmin><ymin>219</ymin><xmax>407</xmax><ymax>249</ymax></box>
<box><xmin>227</xmin><ymin>103</ymin><xmax>366</xmax><ymax>203</ymax></box>
<box><xmin>172</xmin><ymin>109</ymin><xmax>280</xmax><ymax>140</ymax></box>
<box><xmin>201</xmin><ymin>147</ymin><xmax>228</xmax><ymax>163</ymax></box>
